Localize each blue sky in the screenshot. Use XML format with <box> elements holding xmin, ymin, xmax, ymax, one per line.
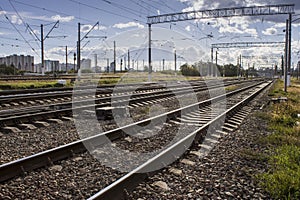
<box><xmin>0</xmin><ymin>0</ymin><xmax>300</xmax><ymax>69</ymax></box>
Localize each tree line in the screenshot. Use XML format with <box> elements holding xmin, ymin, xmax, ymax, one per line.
<box><xmin>180</xmin><ymin>63</ymin><xmax>258</xmax><ymax>77</ymax></box>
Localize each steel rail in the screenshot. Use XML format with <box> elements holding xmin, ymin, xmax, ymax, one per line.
<box><xmin>89</xmin><ymin>81</ymin><xmax>273</xmax><ymax>200</ymax></box>
<box><xmin>0</xmin><ymin>78</ymin><xmax>248</xmax><ymax>97</ymax></box>
<box><xmin>0</xmin><ymin>81</ymin><xmax>267</xmax><ymax>183</ymax></box>
<box><xmin>0</xmin><ymin>79</ymin><xmax>253</xmax><ymax>125</ymax></box>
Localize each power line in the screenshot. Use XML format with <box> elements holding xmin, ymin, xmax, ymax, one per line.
<box><xmin>8</xmin><ymin>0</ymin><xmax>41</xmax><ymax>48</ymax></box>
<box><xmin>0</xmin><ymin>5</ymin><xmax>40</xmax><ymax>57</ymax></box>
<box><xmin>149</xmin><ymin>0</ymin><xmax>211</xmax><ymax>37</ymax></box>
<box><xmin>10</xmin><ymin>0</ymin><xmax>95</xmax><ymax>24</ymax></box>
<box><xmin>131</xmin><ymin>0</ymin><xmax>208</xmax><ymax>40</ymax></box>
<box><xmin>68</xmin><ymin>0</ymin><xmax>145</xmax><ymax>24</ymax></box>
<box><xmin>0</xmin><ymin>25</ymin><xmax>16</xmax><ymax>31</ymax></box>
<box><xmin>100</xmin><ymin>0</ymin><xmax>146</xmax><ymax>19</ymax></box>
<box><xmin>128</xmin><ymin>0</ymin><xmax>153</xmax><ymax>15</ymax></box>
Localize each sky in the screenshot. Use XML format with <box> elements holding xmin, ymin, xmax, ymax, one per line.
<box><xmin>0</xmin><ymin>0</ymin><xmax>300</xmax><ymax>70</ymax></box>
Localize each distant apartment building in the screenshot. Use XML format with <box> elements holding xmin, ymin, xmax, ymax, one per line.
<box><xmin>34</xmin><ymin>60</ymin><xmax>60</xmax><ymax>73</ymax></box>
<box><xmin>81</xmin><ymin>58</ymin><xmax>92</xmax><ymax>69</ymax></box>
<box><xmin>59</xmin><ymin>63</ymin><xmax>75</xmax><ymax>71</ymax></box>
<box><xmin>0</xmin><ymin>54</ymin><xmax>34</xmax><ymax>72</ymax></box>
<box><xmin>45</xmin><ymin>60</ymin><xmax>59</xmax><ymax>72</ymax></box>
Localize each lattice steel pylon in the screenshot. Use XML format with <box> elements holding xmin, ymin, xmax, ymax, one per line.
<box><xmin>146</xmin><ymin>4</ymin><xmax>294</xmax><ymax>78</ymax></box>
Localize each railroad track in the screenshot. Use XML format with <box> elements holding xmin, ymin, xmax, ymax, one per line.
<box><xmin>0</xmin><ymin>82</ymin><xmax>164</xmax><ymax>107</ymax></box>
<box><xmin>0</xmin><ymin>78</ymin><xmax>250</xmax><ymax>107</ymax></box>
<box><xmin>89</xmin><ymin>80</ymin><xmax>273</xmax><ymax>200</ymax></box>
<box><xmin>0</xmin><ymin>79</ymin><xmax>257</xmax><ymax>132</ymax></box>
<box><xmin>0</xmin><ymin>80</ymin><xmax>272</xmax><ymax>199</ymax></box>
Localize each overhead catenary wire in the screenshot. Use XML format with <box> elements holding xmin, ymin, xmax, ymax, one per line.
<box><xmin>8</xmin><ymin>0</ymin><xmax>41</xmax><ymax>48</ymax></box>
<box><xmin>0</xmin><ymin>5</ymin><xmax>40</xmax><ymax>57</ymax></box>
<box><xmin>67</xmin><ymin>0</ymin><xmax>146</xmax><ymax>24</ymax></box>
<box><xmin>100</xmin><ymin>0</ymin><xmax>146</xmax><ymax>19</ymax></box>
<box><xmin>10</xmin><ymin>0</ymin><xmax>96</xmax><ymax>24</ymax></box>
<box><xmin>131</xmin><ymin>0</ymin><xmax>210</xmax><ymax>41</ymax></box>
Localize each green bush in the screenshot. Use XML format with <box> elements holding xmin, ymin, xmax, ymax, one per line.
<box><xmin>271</xmin><ymin>115</ymin><xmax>296</xmax><ymax>127</ymax></box>
<box><xmin>258</xmin><ymin>79</ymin><xmax>300</xmax><ymax>199</ymax></box>
<box><xmin>260</xmin><ymin>145</ymin><xmax>300</xmax><ymax>199</ymax></box>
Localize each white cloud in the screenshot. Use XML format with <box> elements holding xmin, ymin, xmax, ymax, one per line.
<box><xmin>51</xmin><ymin>15</ymin><xmax>74</xmax><ymax>22</ymax></box>
<box><xmin>274</xmin><ymin>23</ymin><xmax>286</xmax><ymax>28</ymax></box>
<box><xmin>185</xmin><ymin>25</ymin><xmax>191</xmax><ymax>32</ymax></box>
<box><xmin>11</xmin><ymin>15</ymin><xmax>22</xmax><ymax>25</ymax></box>
<box><xmin>207</xmin><ymin>17</ymin><xmax>257</xmax><ymax>37</ymax></box>
<box><xmin>219</xmin><ymin>25</ymin><xmax>243</xmax><ymax>34</ymax></box>
<box><xmin>244</xmin><ymin>28</ymin><xmax>257</xmax><ymax>36</ymax></box>
<box><xmin>262</xmin><ymin>27</ymin><xmax>277</xmax><ymax>35</ymax></box>
<box><xmin>113</xmin><ymin>22</ymin><xmax>145</xmax><ymax>29</ymax></box>
<box><xmin>81</xmin><ymin>24</ymin><xmax>107</xmax><ymax>33</ymax></box>
<box><xmin>0</xmin><ymin>11</ymin><xmax>7</xmax><ymax>15</ymax></box>
<box><xmin>32</xmin><ymin>29</ymin><xmax>39</xmax><ymax>35</ymax></box>
<box><xmin>2</xmin><ymin>11</ymin><xmax>74</xmax><ymax>23</ymax></box>
<box><xmin>157</xmin><ymin>10</ymin><xmax>160</xmax><ymax>15</ymax></box>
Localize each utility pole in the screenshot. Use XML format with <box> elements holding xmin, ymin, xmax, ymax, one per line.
<box><xmin>163</xmin><ymin>59</ymin><xmax>165</xmax><ymax>71</ymax></box>
<box><xmin>113</xmin><ymin>40</ymin><xmax>116</xmax><ymax>73</ymax></box>
<box><xmin>284</xmin><ymin>19</ymin><xmax>288</xmax><ymax>92</ymax></box>
<box><xmin>41</xmin><ymin>24</ymin><xmax>44</xmax><ymax>75</ymax></box>
<box><xmin>94</xmin><ymin>54</ymin><xmax>97</xmax><ymax>73</ymax></box>
<box><xmin>76</xmin><ymin>21</ymin><xmax>101</xmax><ymax>76</ymax></box>
<box><xmin>240</xmin><ymin>54</ymin><xmax>242</xmax><ymax>78</ymax></box>
<box><xmin>288</xmin><ymin>13</ymin><xmax>292</xmax><ymax>86</ymax></box>
<box><xmin>124</xmin><ymin>56</ymin><xmax>126</xmax><ymax>71</ymax></box>
<box><xmin>297</xmin><ymin>61</ymin><xmax>300</xmax><ymax>80</ymax></box>
<box><xmin>237</xmin><ymin>56</ymin><xmax>240</xmax><ymax>78</ymax></box>
<box><xmin>174</xmin><ymin>50</ymin><xmax>177</xmax><ymax>72</ymax></box>
<box><xmin>132</xmin><ymin>59</ymin><xmax>134</xmax><ymax>70</ymax></box>
<box><xmin>142</xmin><ymin>59</ymin><xmax>144</xmax><ymax>72</ymax></box>
<box><xmin>40</xmin><ymin>21</ymin><xmax>60</xmax><ymax>75</ymax></box>
<box><xmin>281</xmin><ymin>55</ymin><xmax>284</xmax><ymax>78</ymax></box>
<box><xmin>73</xmin><ymin>53</ymin><xmax>76</xmax><ymax>72</ymax></box>
<box><xmin>107</xmin><ymin>58</ymin><xmax>109</xmax><ymax>72</ymax></box>
<box><xmin>65</xmin><ymin>46</ymin><xmax>68</xmax><ymax>73</ymax></box>
<box><xmin>77</xmin><ymin>23</ymin><xmax>81</xmax><ymax>75</ymax></box>
<box><xmin>211</xmin><ymin>47</ymin><xmax>213</xmax><ymax>77</ymax></box>
<box><xmin>120</xmin><ymin>58</ymin><xmax>123</xmax><ymax>72</ymax></box>
<box><xmin>216</xmin><ymin>50</ymin><xmax>218</xmax><ymax>77</ymax></box>
<box><xmin>148</xmin><ymin>24</ymin><xmax>152</xmax><ymax>81</ymax></box>
<box><xmin>215</xmin><ymin>51</ymin><xmax>218</xmax><ymax>66</ymax></box>
<box><xmin>128</xmin><ymin>50</ymin><xmax>130</xmax><ymax>70</ymax></box>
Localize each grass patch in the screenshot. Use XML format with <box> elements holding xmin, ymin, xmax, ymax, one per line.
<box><xmin>257</xmin><ymin>78</ymin><xmax>300</xmax><ymax>199</ymax></box>
<box><xmin>253</xmin><ymin>111</ymin><xmax>272</xmax><ymax>121</ymax></box>
<box><xmin>225</xmin><ymin>85</ymin><xmax>239</xmax><ymax>91</ymax></box>
<box><xmin>259</xmin><ymin>145</ymin><xmax>300</xmax><ymax>199</ymax></box>
<box><xmin>0</xmin><ymin>80</ymin><xmax>72</xmax><ymax>90</ymax></box>
<box><xmin>98</xmin><ymin>78</ymin><xmax>120</xmax><ymax>85</ymax></box>
<box><xmin>239</xmin><ymin>148</ymin><xmax>268</xmax><ymax>162</ymax></box>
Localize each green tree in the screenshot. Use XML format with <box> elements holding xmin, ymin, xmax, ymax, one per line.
<box><xmin>0</xmin><ymin>64</ymin><xmax>19</xmax><ymax>75</ymax></box>
<box><xmin>180</xmin><ymin>63</ymin><xmax>200</xmax><ymax>76</ymax></box>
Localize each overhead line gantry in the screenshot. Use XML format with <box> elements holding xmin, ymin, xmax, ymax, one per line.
<box><xmin>146</xmin><ymin>4</ymin><xmax>294</xmax><ymax>80</ymax></box>
<box><xmin>211</xmin><ymin>41</ymin><xmax>285</xmax><ymax>49</ymax></box>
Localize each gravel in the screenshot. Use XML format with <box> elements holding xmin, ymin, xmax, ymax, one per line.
<box><xmin>0</xmin><ymin>120</ymin><xmax>119</xmax><ymax>164</ymax></box>
<box><xmin>0</xmin><ymin>81</ymin><xmax>266</xmax><ymax>199</ymax></box>
<box><xmin>128</xmin><ymin>82</ymin><xmax>273</xmax><ymax>199</ymax></box>
<box><xmin>0</xmin><ymin>82</ymin><xmax>257</xmax><ymax>165</ymax></box>
<box><xmin>0</xmin><ymin>152</ymin><xmax>124</xmax><ymax>199</ymax></box>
